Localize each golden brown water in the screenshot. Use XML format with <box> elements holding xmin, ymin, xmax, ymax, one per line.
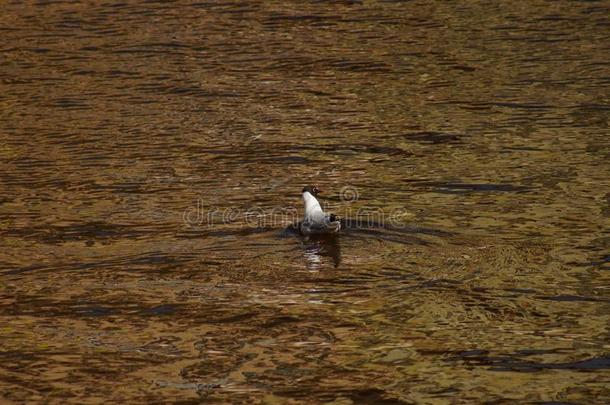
<box><xmin>1</xmin><ymin>0</ymin><xmax>609</xmax><ymax>403</ymax></box>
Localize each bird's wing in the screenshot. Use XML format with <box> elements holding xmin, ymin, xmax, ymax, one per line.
<box><xmin>326</xmin><ymin>213</ymin><xmax>338</xmax><ymax>222</ymax></box>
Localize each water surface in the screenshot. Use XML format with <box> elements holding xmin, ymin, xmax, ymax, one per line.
<box><xmin>1</xmin><ymin>0</ymin><xmax>609</xmax><ymax>403</ymax></box>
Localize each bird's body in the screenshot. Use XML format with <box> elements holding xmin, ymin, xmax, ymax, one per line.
<box><xmin>300</xmin><ymin>186</ymin><xmax>341</xmax><ymax>235</ymax></box>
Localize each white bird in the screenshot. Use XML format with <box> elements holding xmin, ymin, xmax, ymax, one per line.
<box><xmin>300</xmin><ymin>186</ymin><xmax>341</xmax><ymax>235</ymax></box>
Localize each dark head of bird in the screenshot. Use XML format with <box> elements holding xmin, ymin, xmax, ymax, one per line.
<box><xmin>302</xmin><ymin>185</ymin><xmax>321</xmax><ymax>196</ymax></box>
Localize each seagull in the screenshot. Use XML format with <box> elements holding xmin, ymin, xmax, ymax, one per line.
<box><xmin>300</xmin><ymin>186</ymin><xmax>341</xmax><ymax>235</ymax></box>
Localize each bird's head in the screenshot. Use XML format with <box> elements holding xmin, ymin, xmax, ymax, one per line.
<box><xmin>302</xmin><ymin>185</ymin><xmax>321</xmax><ymax>196</ymax></box>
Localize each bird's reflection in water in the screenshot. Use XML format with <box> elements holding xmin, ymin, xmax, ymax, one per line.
<box><xmin>302</xmin><ymin>234</ymin><xmax>341</xmax><ymax>269</ymax></box>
